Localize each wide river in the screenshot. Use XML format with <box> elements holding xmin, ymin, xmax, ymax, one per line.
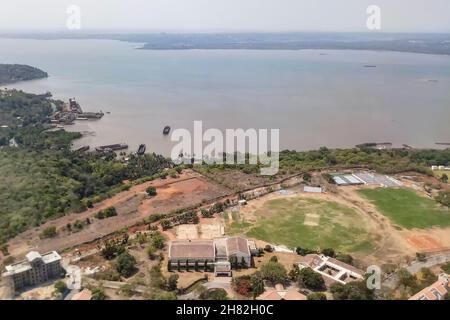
<box><xmin>1</xmin><ymin>38</ymin><xmax>450</xmax><ymax>155</ymax></box>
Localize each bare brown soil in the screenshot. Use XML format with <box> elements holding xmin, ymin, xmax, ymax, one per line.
<box><xmin>6</xmin><ymin>170</ymin><xmax>231</xmax><ymax>259</ymax></box>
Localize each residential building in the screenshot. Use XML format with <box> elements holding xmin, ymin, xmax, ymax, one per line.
<box><xmin>71</xmin><ymin>289</ymin><xmax>93</xmax><ymax>301</ymax></box>
<box><xmin>409</xmin><ymin>273</ymin><xmax>450</xmax><ymax>300</ymax></box>
<box><xmin>1</xmin><ymin>251</ymin><xmax>63</xmax><ymax>291</ymax></box>
<box><xmin>297</xmin><ymin>254</ymin><xmax>364</xmax><ymax>287</ymax></box>
<box><xmin>257</xmin><ymin>283</ymin><xmax>307</xmax><ymax>301</ymax></box>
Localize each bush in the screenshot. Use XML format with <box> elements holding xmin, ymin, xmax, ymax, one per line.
<box><xmin>269</xmin><ymin>256</ymin><xmax>278</xmax><ymax>263</ymax></box>
<box><xmin>441</xmin><ymin>262</ymin><xmax>450</xmax><ymax>274</ymax></box>
<box><xmin>146</xmin><ymin>245</ymin><xmax>157</xmax><ymax>260</ymax></box>
<box><xmin>160</xmin><ymin>220</ymin><xmax>171</xmax><ymax>230</ymax></box>
<box><xmin>295</xmin><ymin>247</ymin><xmax>317</xmax><ymax>256</ymax></box>
<box><xmin>91</xmin><ymin>287</ymin><xmax>107</xmax><ymax>300</ymax></box>
<box><xmin>39</xmin><ymin>226</ymin><xmax>57</xmax><ymax>239</ymax></box>
<box><xmin>298</xmin><ymin>267</ymin><xmax>325</xmax><ymax>291</ymax></box>
<box><xmin>264</xmin><ymin>245</ymin><xmax>273</xmax><ymax>253</ymax></box>
<box><xmin>95</xmin><ymin>207</ymin><xmax>117</xmax><ymax>219</ymax></box>
<box><xmin>321</xmin><ymin>248</ymin><xmax>336</xmax><ymax>258</ymax></box>
<box><xmin>167</xmin><ymin>274</ymin><xmax>179</xmax><ymax>291</ymax></box>
<box><xmin>330</xmin><ymin>281</ymin><xmax>374</xmax><ymax>300</ymax></box>
<box><xmin>146</xmin><ymin>187</ymin><xmax>157</xmax><ymax>197</ymax></box>
<box><xmin>307</xmin><ymin>292</ymin><xmax>327</xmax><ymax>300</ymax></box>
<box><xmin>199</xmin><ymin>288</ymin><xmax>228</xmax><ymax>300</ymax></box>
<box><xmin>151</xmin><ymin>231</ymin><xmax>165</xmax><ymax>249</ymax></box>
<box><xmin>232</xmin><ymin>275</ymin><xmax>253</xmax><ymax>297</ymax></box>
<box><xmin>94</xmin><ymin>268</ymin><xmax>121</xmax><ymax>281</ymax></box>
<box><xmin>416</xmin><ymin>252</ymin><xmax>427</xmax><ymax>262</ymax></box>
<box><xmin>115</xmin><ymin>251</ymin><xmax>138</xmax><ymax>278</ymax></box>
<box><xmin>201</xmin><ymin>208</ymin><xmax>213</xmax><ymax>218</ymax></box>
<box><xmin>100</xmin><ymin>239</ymin><xmax>126</xmax><ymax>260</ymax></box>
<box><xmin>335</xmin><ymin>253</ymin><xmax>354</xmax><ymax>265</ymax></box>
<box><xmin>54</xmin><ymin>280</ymin><xmax>67</xmax><ymax>295</ymax></box>
<box><xmin>260</xmin><ymin>261</ymin><xmax>287</xmax><ymax>284</ymax></box>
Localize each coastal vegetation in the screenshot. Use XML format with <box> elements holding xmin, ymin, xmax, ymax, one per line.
<box><xmin>0</xmin><ymin>89</ymin><xmax>170</xmax><ymax>244</ymax></box>
<box><xmin>0</xmin><ymin>64</ymin><xmax>48</xmax><ymax>85</ymax></box>
<box><xmin>358</xmin><ymin>188</ymin><xmax>450</xmax><ymax>229</ymax></box>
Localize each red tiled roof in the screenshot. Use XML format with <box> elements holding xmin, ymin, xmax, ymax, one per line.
<box><xmin>226</xmin><ymin>237</ymin><xmax>250</xmax><ymax>256</ymax></box>
<box><xmin>71</xmin><ymin>289</ymin><xmax>92</xmax><ymax>301</ymax></box>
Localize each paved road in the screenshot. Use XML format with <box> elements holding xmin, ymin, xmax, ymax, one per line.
<box><xmin>383</xmin><ymin>252</ymin><xmax>450</xmax><ymax>289</ymax></box>
<box><xmin>406</xmin><ymin>253</ymin><xmax>450</xmax><ymax>274</ymax></box>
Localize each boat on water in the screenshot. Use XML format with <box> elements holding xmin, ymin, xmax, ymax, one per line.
<box><xmin>137</xmin><ymin>144</ymin><xmax>146</xmax><ymax>155</ymax></box>
<box><xmin>163</xmin><ymin>126</ymin><xmax>171</xmax><ymax>135</ymax></box>
<box><xmin>95</xmin><ymin>143</ymin><xmax>128</xmax><ymax>152</ymax></box>
<box><xmin>364</xmin><ymin>65</ymin><xmax>377</xmax><ymax>68</ymax></box>
<box><xmin>74</xmin><ymin>145</ymin><xmax>90</xmax><ymax>152</ymax></box>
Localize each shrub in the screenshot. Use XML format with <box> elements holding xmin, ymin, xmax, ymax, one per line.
<box><xmin>199</xmin><ymin>288</ymin><xmax>228</xmax><ymax>300</ymax></box>
<box><xmin>416</xmin><ymin>252</ymin><xmax>427</xmax><ymax>262</ymax></box>
<box><xmin>91</xmin><ymin>287</ymin><xmax>106</xmax><ymax>300</ymax></box>
<box><xmin>335</xmin><ymin>253</ymin><xmax>354</xmax><ymax>265</ymax></box>
<box><xmin>441</xmin><ymin>262</ymin><xmax>450</xmax><ymax>274</ymax></box>
<box><xmin>160</xmin><ymin>220</ymin><xmax>171</xmax><ymax>230</ymax></box>
<box><xmin>95</xmin><ymin>207</ymin><xmax>117</xmax><ymax>219</ymax></box>
<box><xmin>295</xmin><ymin>247</ymin><xmax>317</xmax><ymax>256</ymax></box>
<box><xmin>260</xmin><ymin>261</ymin><xmax>287</xmax><ymax>284</ymax></box>
<box><xmin>146</xmin><ymin>245</ymin><xmax>157</xmax><ymax>260</ymax></box>
<box><xmin>232</xmin><ymin>275</ymin><xmax>253</xmax><ymax>297</ymax></box>
<box><xmin>307</xmin><ymin>292</ymin><xmax>327</xmax><ymax>300</ymax></box>
<box><xmin>115</xmin><ymin>251</ymin><xmax>137</xmax><ymax>278</ymax></box>
<box><xmin>54</xmin><ymin>280</ymin><xmax>67</xmax><ymax>295</ymax></box>
<box><xmin>146</xmin><ymin>187</ymin><xmax>157</xmax><ymax>197</ymax></box>
<box><xmin>167</xmin><ymin>274</ymin><xmax>179</xmax><ymax>291</ymax></box>
<box><xmin>39</xmin><ymin>226</ymin><xmax>57</xmax><ymax>239</ymax></box>
<box><xmin>321</xmin><ymin>248</ymin><xmax>336</xmax><ymax>258</ymax></box>
<box><xmin>298</xmin><ymin>267</ymin><xmax>325</xmax><ymax>291</ymax></box>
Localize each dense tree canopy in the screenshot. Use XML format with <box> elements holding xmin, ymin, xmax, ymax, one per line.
<box><xmin>0</xmin><ymin>90</ymin><xmax>171</xmax><ymax>243</ymax></box>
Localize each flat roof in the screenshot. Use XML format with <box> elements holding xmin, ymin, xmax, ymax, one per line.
<box><xmin>2</xmin><ymin>251</ymin><xmax>61</xmax><ymax>277</ymax></box>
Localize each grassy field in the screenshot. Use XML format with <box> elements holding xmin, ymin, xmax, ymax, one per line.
<box><xmin>227</xmin><ymin>197</ymin><xmax>376</xmax><ymax>254</ymax></box>
<box><xmin>358</xmin><ymin>188</ymin><xmax>450</xmax><ymax>229</ymax></box>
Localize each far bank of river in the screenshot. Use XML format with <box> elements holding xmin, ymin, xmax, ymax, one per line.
<box><xmin>2</xmin><ymin>38</ymin><xmax>450</xmax><ymax>156</ymax></box>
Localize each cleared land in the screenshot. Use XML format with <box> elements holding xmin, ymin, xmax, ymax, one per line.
<box><xmin>358</xmin><ymin>188</ymin><xmax>450</xmax><ymax>229</ymax></box>
<box><xmin>228</xmin><ymin>196</ymin><xmax>376</xmax><ymax>255</ymax></box>
<box><xmin>5</xmin><ymin>170</ymin><xmax>231</xmax><ymax>259</ymax></box>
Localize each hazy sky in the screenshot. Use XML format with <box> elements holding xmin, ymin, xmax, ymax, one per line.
<box><xmin>1</xmin><ymin>0</ymin><xmax>449</xmax><ymax>33</ymax></box>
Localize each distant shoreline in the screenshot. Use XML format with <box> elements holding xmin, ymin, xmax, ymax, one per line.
<box><xmin>1</xmin><ymin>32</ymin><xmax>450</xmax><ymax>56</ymax></box>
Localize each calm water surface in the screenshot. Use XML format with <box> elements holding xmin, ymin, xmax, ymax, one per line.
<box><xmin>1</xmin><ymin>38</ymin><xmax>450</xmax><ymax>155</ymax></box>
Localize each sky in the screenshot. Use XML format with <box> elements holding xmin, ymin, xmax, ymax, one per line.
<box><xmin>1</xmin><ymin>0</ymin><xmax>449</xmax><ymax>33</ymax></box>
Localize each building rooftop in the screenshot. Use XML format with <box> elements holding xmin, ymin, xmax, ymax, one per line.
<box><xmin>297</xmin><ymin>254</ymin><xmax>364</xmax><ymax>286</ymax></box>
<box><xmin>225</xmin><ymin>237</ymin><xmax>251</xmax><ymax>256</ymax></box>
<box><xmin>71</xmin><ymin>289</ymin><xmax>93</xmax><ymax>301</ymax></box>
<box><xmin>257</xmin><ymin>284</ymin><xmax>307</xmax><ymax>301</ymax></box>
<box><xmin>169</xmin><ymin>240</ymin><xmax>215</xmax><ymax>260</ymax></box>
<box><xmin>409</xmin><ymin>274</ymin><xmax>450</xmax><ymax>300</ymax></box>
<box><xmin>25</xmin><ymin>251</ymin><xmax>42</xmax><ymax>262</ymax></box>
<box><xmin>2</xmin><ymin>251</ymin><xmax>61</xmax><ymax>277</ymax></box>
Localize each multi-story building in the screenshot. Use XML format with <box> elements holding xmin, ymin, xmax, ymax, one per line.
<box><xmin>168</xmin><ymin>237</ymin><xmax>256</xmax><ymax>276</ymax></box>
<box><xmin>2</xmin><ymin>251</ymin><xmax>63</xmax><ymax>291</ymax></box>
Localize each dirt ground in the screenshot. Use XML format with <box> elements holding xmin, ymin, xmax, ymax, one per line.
<box><xmin>6</xmin><ymin>170</ymin><xmax>231</xmax><ymax>260</ymax></box>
